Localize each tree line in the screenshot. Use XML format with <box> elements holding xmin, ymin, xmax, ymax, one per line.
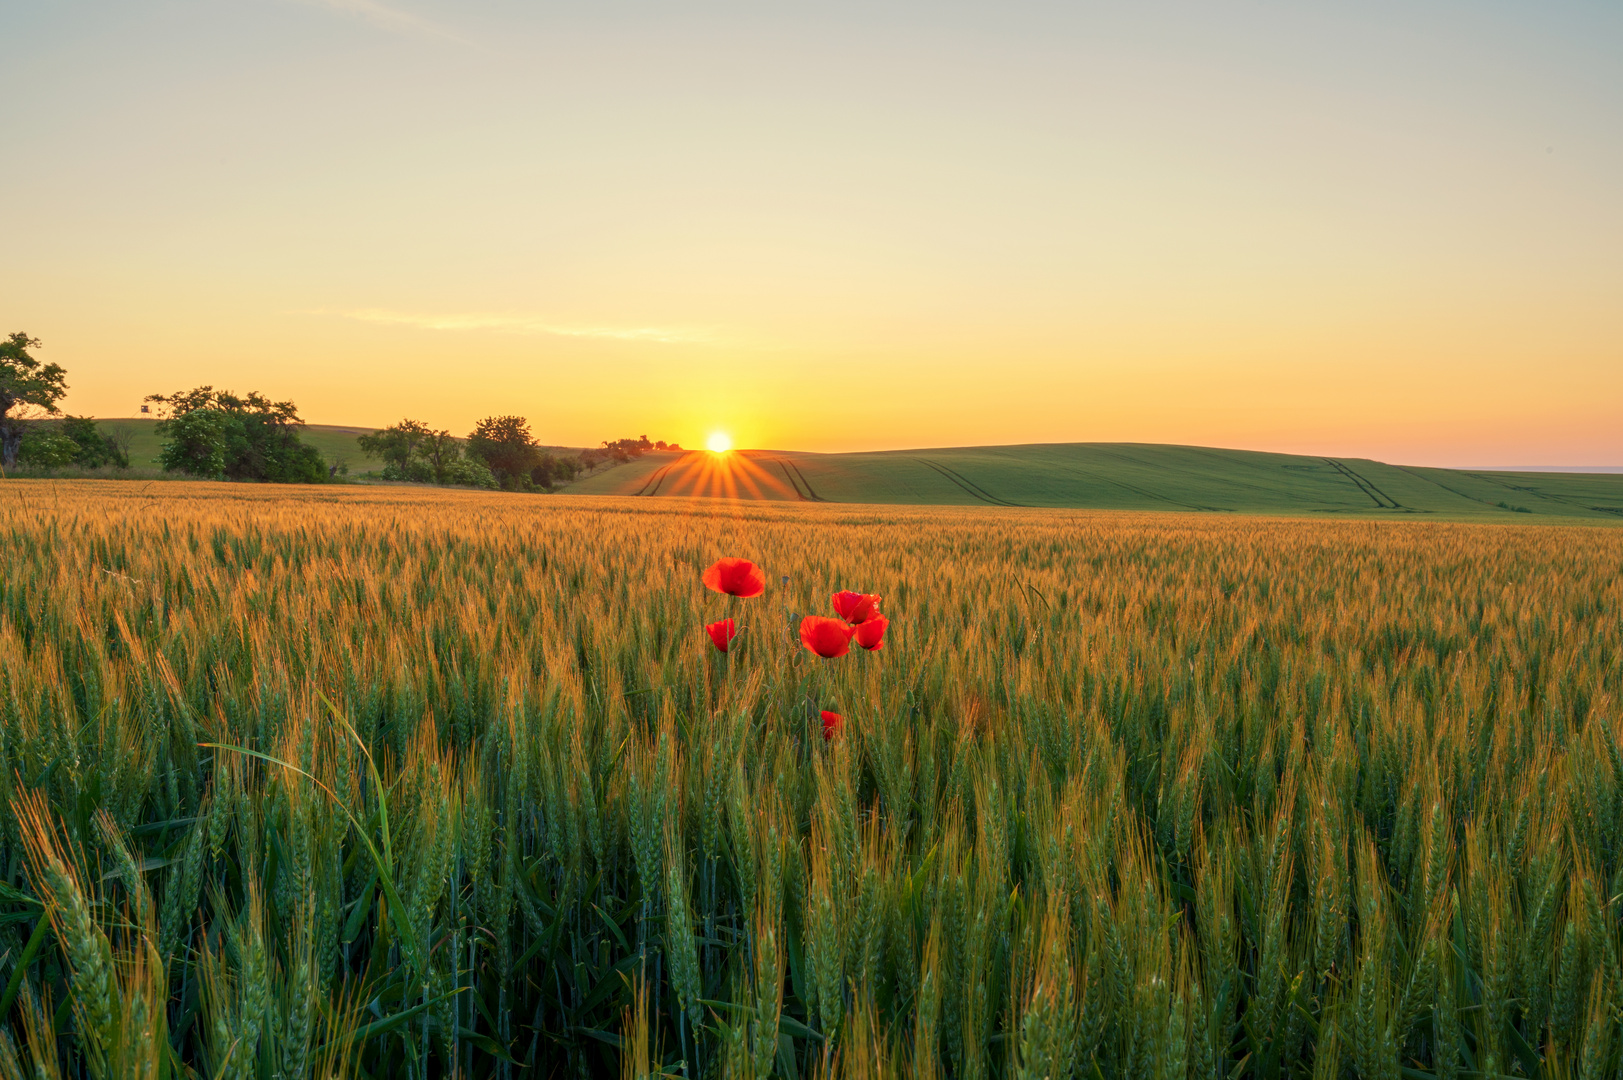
<box><xmin>1</xmin><ymin>331</ymin><xmax>682</xmax><ymax>489</ymax></box>
<box><xmin>361</xmin><ymin>418</ymin><xmax>683</xmax><ymax>491</ymax></box>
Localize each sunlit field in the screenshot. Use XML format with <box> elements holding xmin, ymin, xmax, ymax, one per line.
<box><xmin>1</xmin><ymin>481</ymin><xmax>1620</xmax><ymax>1079</ymax></box>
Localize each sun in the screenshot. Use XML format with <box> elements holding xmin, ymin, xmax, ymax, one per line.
<box><xmin>707</xmin><ymin>431</ymin><xmax>732</xmax><ymax>454</ymax></box>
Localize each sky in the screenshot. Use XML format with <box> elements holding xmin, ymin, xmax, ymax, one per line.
<box><xmin>3</xmin><ymin>0</ymin><xmax>1620</xmax><ymax>465</ymax></box>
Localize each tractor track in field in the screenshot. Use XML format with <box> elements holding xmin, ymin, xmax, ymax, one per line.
<box><xmin>1068</xmin><ymin>446</ymin><xmax>1231</xmax><ymax>510</ymax></box>
<box><xmin>916</xmin><ymin>459</ymin><xmax>1027</xmax><ymax>507</ymax></box>
<box><xmin>1326</xmin><ymin>459</ymin><xmax>1404</xmax><ymax>509</ymax></box>
<box><xmin>1461</xmin><ymin>472</ymin><xmax>1623</xmax><ymax>518</ymax></box>
<box><xmin>633</xmin><ymin>461</ymin><xmax>678</xmax><ymax>496</ymax></box>
<box><xmin>773</xmin><ymin>458</ymin><xmax>828</xmax><ymax>501</ymax></box>
<box><xmin>1391</xmin><ymin>464</ymin><xmax>1498</xmax><ymax>509</ymax></box>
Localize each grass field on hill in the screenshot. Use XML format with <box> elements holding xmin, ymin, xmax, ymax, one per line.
<box><xmin>564</xmin><ymin>443</ymin><xmax>1623</xmax><ymax>521</ymax></box>
<box><xmin>1</xmin><ymin>481</ymin><xmax>1620</xmax><ymax>1077</ymax></box>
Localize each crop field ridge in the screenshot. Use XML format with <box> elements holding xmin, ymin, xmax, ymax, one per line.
<box><xmin>1</xmin><ymin>480</ymin><xmax>1621</xmax><ymax>1078</ymax></box>
<box><xmin>566</xmin><ymin>442</ymin><xmax>1623</xmax><ymax>520</ymax></box>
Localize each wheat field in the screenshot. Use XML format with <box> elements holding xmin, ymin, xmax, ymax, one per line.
<box><xmin>0</xmin><ymin>480</ymin><xmax>1619</xmax><ymax>1079</ymax></box>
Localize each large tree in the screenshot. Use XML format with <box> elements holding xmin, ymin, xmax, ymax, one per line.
<box><xmin>145</xmin><ymin>386</ymin><xmax>326</xmax><ymax>483</ymax></box>
<box><xmin>467</xmin><ymin>415</ymin><xmax>544</xmax><ymax>488</ymax></box>
<box><xmin>0</xmin><ymin>333</ymin><xmax>68</xmax><ymax>470</ymax></box>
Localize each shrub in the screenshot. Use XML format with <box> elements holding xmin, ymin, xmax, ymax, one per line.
<box><xmin>17</xmin><ymin>430</ymin><xmax>81</xmax><ymax>467</ymax></box>
<box><xmin>61</xmin><ymin>415</ymin><xmax>130</xmax><ymax>469</ymax></box>
<box><xmin>441</xmin><ymin>456</ymin><xmax>498</xmax><ymax>489</ymax></box>
<box><xmin>381</xmin><ymin>460</ymin><xmax>434</xmax><ymax>483</ymax></box>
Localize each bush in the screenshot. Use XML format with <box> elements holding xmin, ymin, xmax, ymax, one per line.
<box><xmin>442</xmin><ymin>456</ymin><xmax>498</xmax><ymax>489</ymax></box>
<box><xmin>11</xmin><ymin>416</ymin><xmax>129</xmax><ymax>471</ymax></box>
<box><xmin>381</xmin><ymin>459</ymin><xmax>435</xmax><ymax>483</ymax></box>
<box><xmin>17</xmin><ymin>431</ymin><xmax>81</xmax><ymax>467</ymax></box>
<box><xmin>61</xmin><ymin>415</ymin><xmax>129</xmax><ymax>469</ymax></box>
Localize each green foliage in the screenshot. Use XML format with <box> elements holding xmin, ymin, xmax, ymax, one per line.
<box><xmin>0</xmin><ymin>333</ymin><xmax>68</xmax><ymax>470</ymax></box>
<box><xmin>12</xmin><ymin>417</ymin><xmax>130</xmax><ymax>473</ymax></box>
<box><xmin>1</xmin><ymin>487</ymin><xmax>1622</xmax><ymax>1078</ymax></box>
<box><xmin>155</xmin><ymin>407</ymin><xmax>233</xmax><ymax>479</ymax></box>
<box><xmin>438</xmin><ymin>455</ymin><xmax>498</xmax><ymax>489</ymax></box>
<box><xmin>146</xmin><ymin>387</ymin><xmax>327</xmax><ymax>483</ymax></box>
<box><xmin>466</xmin><ymin>415</ymin><xmax>580</xmax><ymax>491</ymax></box>
<box><xmin>16</xmin><ymin>431</ymin><xmax>80</xmax><ymax>468</ymax></box>
<box><xmin>358</xmin><ymin>419</ymin><xmax>432</xmax><ymax>475</ymax></box>
<box><xmin>359</xmin><ymin>419</ymin><xmax>494</xmax><ymax>487</ymax></box>
<box><xmin>59</xmin><ymin>416</ymin><xmax>129</xmax><ymax>469</ymax></box>
<box><xmin>579</xmin><ymin>435</ymin><xmax>681</xmax><ymax>471</ymax></box>
<box><xmin>466</xmin><ymin>414</ymin><xmax>539</xmax><ymax>488</ymax></box>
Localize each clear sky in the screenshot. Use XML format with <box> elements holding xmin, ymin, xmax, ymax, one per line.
<box><xmin>3</xmin><ymin>1</ymin><xmax>1619</xmax><ymax>465</ymax></box>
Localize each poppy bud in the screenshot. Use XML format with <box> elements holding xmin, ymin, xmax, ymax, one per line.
<box><xmin>705</xmin><ymin>618</ymin><xmax>737</xmax><ymax>653</ymax></box>
<box><xmin>853</xmin><ymin>614</ymin><xmax>887</xmax><ymax>652</ymax></box>
<box><xmin>799</xmin><ymin>616</ymin><xmax>855</xmax><ymax>658</ymax></box>
<box><xmin>703</xmin><ymin>558</ymin><xmax>766</xmax><ymax>598</ymax></box>
<box><xmin>821</xmin><ymin>711</ymin><xmax>844</xmax><ymax>740</ymax></box>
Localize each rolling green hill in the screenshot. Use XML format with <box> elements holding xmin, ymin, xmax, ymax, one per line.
<box><xmin>562</xmin><ymin>443</ymin><xmax>1623</xmax><ymax>520</ymax></box>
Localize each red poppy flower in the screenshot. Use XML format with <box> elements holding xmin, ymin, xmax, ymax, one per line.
<box><xmin>852</xmin><ymin>614</ymin><xmax>888</xmax><ymax>652</ymax></box>
<box><xmin>702</xmin><ymin>558</ymin><xmax>767</xmax><ymax>598</ymax></box>
<box><xmin>831</xmin><ymin>591</ymin><xmax>882</xmax><ymax>624</ymax></box>
<box><xmin>705</xmin><ymin>618</ymin><xmax>737</xmax><ymax>653</ymax></box>
<box><xmin>799</xmin><ymin>616</ymin><xmax>854</xmax><ymax>658</ymax></box>
<box><xmin>821</xmin><ymin>710</ymin><xmax>844</xmax><ymax>740</ymax></box>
